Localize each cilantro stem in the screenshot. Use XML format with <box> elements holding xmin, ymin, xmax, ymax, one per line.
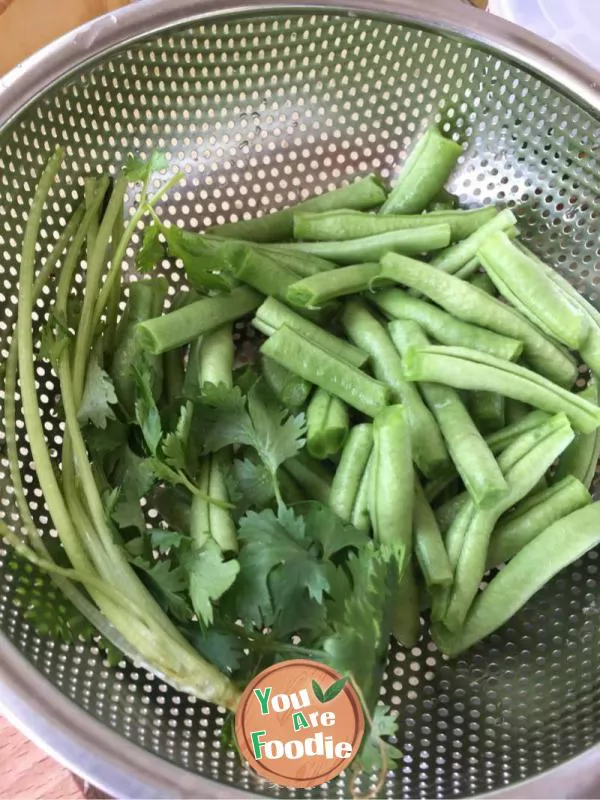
<box><xmin>91</xmin><ymin>170</ymin><xmax>185</xmax><ymax>335</ymax></box>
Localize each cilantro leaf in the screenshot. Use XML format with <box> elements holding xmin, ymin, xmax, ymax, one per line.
<box><xmin>356</xmin><ymin>704</ymin><xmax>402</xmax><ymax>773</ymax></box>
<box><xmin>186</xmin><ymin>540</ymin><xmax>240</xmax><ymax>627</ymax></box>
<box><xmin>111</xmin><ymin>488</ymin><xmax>145</xmax><ymax>532</ymax></box>
<box><xmin>320</xmin><ymin>543</ymin><xmax>394</xmax><ymax>709</ymax></box>
<box><xmin>232</xmin><ymin>506</ymin><xmax>330</xmax><ymax>627</ymax></box>
<box><xmin>162</xmin><ymin>402</ymin><xmax>193</xmax><ymax>472</ymax></box>
<box><xmin>131</xmin><ymin>556</ymin><xmax>192</xmax><ymax>621</ymax></box>
<box><xmin>136</xmin><ymin>223</ymin><xmax>165</xmax><ymax>273</ymax></box>
<box><xmin>84</xmin><ymin>417</ymin><xmax>128</xmax><ymax>460</ymax></box>
<box><xmin>230</xmin><ymin>458</ymin><xmax>275</xmax><ymax>512</ymax></box>
<box><xmin>181</xmin><ymin>622</ymin><xmax>244</xmax><ymax>675</ymax></box>
<box><xmin>134</xmin><ymin>361</ymin><xmax>162</xmax><ymax>455</ymax></box>
<box><xmin>157</xmin><ymin>225</ymin><xmax>233</xmax><ymax>292</ymax></box>
<box><xmin>77</xmin><ymin>355</ymin><xmax>118</xmax><ymax>429</ymax></box>
<box><xmin>124</xmin><ymin>150</ymin><xmax>168</xmax><ymax>182</ymax></box>
<box><xmin>39</xmin><ymin>308</ymin><xmax>70</xmax><ymax>370</ymax></box>
<box><xmin>298</xmin><ymin>502</ymin><xmax>367</xmax><ymax>561</ymax></box>
<box><xmin>150</xmin><ymin>528</ymin><xmax>187</xmax><ymax>554</ymax></box>
<box><xmin>198</xmin><ymin>381</ymin><xmax>305</xmax><ymax>501</ymax></box>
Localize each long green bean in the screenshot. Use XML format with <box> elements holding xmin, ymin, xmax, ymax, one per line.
<box><xmin>442</xmin><ymin>413</ymin><xmax>574</xmax><ymax>630</ymax></box>
<box><xmin>261</xmin><ymin>325</ymin><xmax>390</xmax><ymax>417</ymax></box>
<box><xmin>479</xmin><ymin>231</ymin><xmax>590</xmax><ymax>349</ymax></box>
<box><xmin>369</xmin><ymin>405</ymin><xmax>413</xmax><ymax>558</ymax></box>
<box><xmin>306</xmin><ymin>389</ymin><xmax>349</xmax><ymax>459</ymax></box>
<box><xmin>293</xmin><ymin>206</ymin><xmax>497</xmax><ymax>242</ymax></box>
<box><xmin>468</xmin><ymin>391</ymin><xmax>505</xmax><ymax>433</ymax></box>
<box><xmin>389</xmin><ymin>319</ymin><xmax>507</xmax><ymax>507</ymax></box>
<box><xmin>329</xmin><ymin>423</ymin><xmax>373</xmax><ymax>523</ymax></box>
<box><xmin>351</xmin><ymin>454</ymin><xmax>373</xmax><ymax>533</ymax></box>
<box><xmin>342</xmin><ymin>300</ymin><xmax>449</xmax><ymax>477</ymax></box>
<box><xmin>271</xmin><ymin>224</ymin><xmax>451</xmax><ymax>264</ymax></box>
<box><xmin>429</xmin><ymin>208</ymin><xmax>516</xmax><ymax>275</ymax></box>
<box><xmin>380</xmin><ymin>125</ymin><xmax>462</xmax><ymax>214</ymax></box>
<box><xmin>551</xmin><ymin>382</ymin><xmax>600</xmax><ymax>490</ymax></box>
<box><xmin>137</xmin><ymin>286</ymin><xmax>262</xmax><ymax>355</ymax></box>
<box><xmin>486</xmin><ymin>476</ymin><xmax>591</xmax><ymax>568</ymax></box>
<box><xmin>413</xmin><ymin>478</ymin><xmax>453</xmax><ymax>587</ymax></box>
<box><xmin>283</xmin><ymin>452</ymin><xmax>332</xmax><ymax>505</ymax></box>
<box><xmin>392</xmin><ymin>559</ymin><xmax>421</xmax><ymax>648</ymax></box>
<box><xmin>287</xmin><ymin>263</ymin><xmax>385</xmax><ymax>308</ymax></box>
<box><xmin>373</xmin><ymin>288</ymin><xmax>523</xmax><ymax>361</ymax></box>
<box><xmin>402</xmin><ymin>345</ymin><xmax>600</xmax><ymax>434</ymax></box>
<box><xmin>434</xmin><ymin>502</ymin><xmax>600</xmax><ymax>656</ymax></box>
<box><xmin>227</xmin><ymin>242</ymin><xmax>299</xmax><ymax>300</ymax></box>
<box><xmin>205</xmin><ymin>175</ymin><xmax>387</xmax><ymax>242</ymax></box>
<box><xmin>469</xmin><ymin>272</ymin><xmax>497</xmax><ymax>295</ymax></box>
<box><xmin>253</xmin><ymin>297</ymin><xmax>368</xmax><ymax>368</ymax></box>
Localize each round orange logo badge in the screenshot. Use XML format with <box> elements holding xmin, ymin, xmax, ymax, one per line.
<box><xmin>235</xmin><ymin>659</ymin><xmax>365</xmax><ymax>788</ymax></box>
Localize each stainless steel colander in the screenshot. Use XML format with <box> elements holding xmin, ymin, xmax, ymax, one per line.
<box><xmin>0</xmin><ymin>1</ymin><xmax>599</xmax><ymax>797</ymax></box>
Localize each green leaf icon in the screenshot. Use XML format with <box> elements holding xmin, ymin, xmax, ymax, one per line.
<box><xmin>312</xmin><ymin>679</ymin><xmax>326</xmax><ymax>703</ymax></box>
<box><xmin>323</xmin><ymin>676</ymin><xmax>348</xmax><ymax>702</ymax></box>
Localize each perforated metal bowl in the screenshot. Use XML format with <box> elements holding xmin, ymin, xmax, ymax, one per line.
<box><xmin>0</xmin><ymin>1</ymin><xmax>599</xmax><ymax>797</ymax></box>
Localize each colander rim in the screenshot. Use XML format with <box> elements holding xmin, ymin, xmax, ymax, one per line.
<box><xmin>0</xmin><ymin>0</ymin><xmax>598</xmax><ymax>797</ymax></box>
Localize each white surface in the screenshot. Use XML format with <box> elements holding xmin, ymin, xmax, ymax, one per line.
<box><xmin>489</xmin><ymin>0</ymin><xmax>600</xmax><ymax>72</ymax></box>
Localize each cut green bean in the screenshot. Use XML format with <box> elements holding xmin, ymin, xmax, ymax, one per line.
<box><xmin>434</xmin><ymin>502</ymin><xmax>600</xmax><ymax>656</ymax></box>
<box><xmin>436</xmin><ymin>492</ymin><xmax>468</xmax><ymax>534</ymax></box>
<box><xmin>479</xmin><ymin>231</ymin><xmax>590</xmax><ymax>349</ymax></box>
<box><xmin>413</xmin><ymin>478</ymin><xmax>453</xmax><ymax>587</ymax></box>
<box><xmin>381</xmin><ymin>125</ymin><xmax>462</xmax><ymax>215</ymax></box>
<box><xmin>226</xmin><ymin>242</ymin><xmax>299</xmax><ymax>300</ymax></box>
<box><xmin>329</xmin><ymin>423</ymin><xmax>373</xmax><ymax>523</ymax></box>
<box><xmin>272</xmin><ymin>224</ymin><xmax>451</xmax><ymax>264</ymax></box>
<box><xmin>306</xmin><ymin>389</ymin><xmax>349</xmax><ymax>459</ymax></box>
<box><xmin>162</xmin><ymin>291</ymin><xmax>197</xmax><ymax>405</ymax></box>
<box><xmin>504</xmin><ymin>398</ymin><xmax>531</xmax><ymax>425</ymax></box>
<box><xmin>283</xmin><ymin>452</ymin><xmax>332</xmax><ymax>505</ymax></box>
<box><xmin>469</xmin><ymin>272</ymin><xmax>497</xmax><ymax>295</ymax></box>
<box><xmin>442</xmin><ymin>413</ymin><xmax>574</xmax><ymax>630</ymax></box>
<box><xmin>427</xmin><ymin>188</ymin><xmax>458</xmax><ymax>211</ymax></box>
<box><xmin>279</xmin><ymin>468</ymin><xmax>306</xmax><ymax>506</ymax></box>
<box><xmin>137</xmin><ymin>286</ymin><xmax>262</xmax><ymax>355</ymax></box>
<box><xmin>373</xmin><ymin>288</ymin><xmax>523</xmax><ymax>361</ymax></box>
<box><xmin>429</xmin><ymin>208</ymin><xmax>517</xmax><ymax>275</ymax></box>
<box><xmin>261</xmin><ymin>355</ymin><xmax>312</xmax><ymax>410</ymax></box>
<box><xmin>402</xmin><ymin>345</ymin><xmax>600</xmax><ymax>434</ymax></box>
<box><xmin>389</xmin><ymin>320</ymin><xmax>507</xmax><ymax>507</ymax></box>
<box><xmin>293</xmin><ymin>206</ymin><xmax>497</xmax><ymax>243</ymax></box>
<box><xmin>552</xmin><ymin>382</ymin><xmax>600</xmax><ymax>490</ymax></box>
<box><xmin>253</xmin><ymin>297</ymin><xmax>368</xmax><ymax>369</ymax></box>
<box><xmin>258</xmin><ymin>244</ymin><xmax>335</xmax><ymax>277</ymax></box>
<box><xmin>453</xmin><ymin>256</ymin><xmax>481</xmax><ymax>281</ymax></box>
<box><xmin>392</xmin><ymin>559</ymin><xmax>421</xmax><ymax>648</ymax></box>
<box><xmin>485</xmin><ymin>409</ymin><xmax>550</xmax><ymax>454</ymax></box>
<box><xmin>486</xmin><ymin>476</ymin><xmax>591</xmax><ymax>568</ymax></box>
<box><xmin>351</xmin><ymin>454</ymin><xmax>373</xmax><ymax>533</ymax></box>
<box><xmin>380</xmin><ymin>252</ymin><xmax>577</xmax><ymax>387</ymax></box>
<box><xmin>424</xmin><ymin>472</ymin><xmax>460</xmax><ymax>505</ymax></box>
<box><xmin>206</xmin><ymin>175</ymin><xmax>387</xmax><ymax>242</ymax></box>
<box><xmin>342</xmin><ymin>300</ymin><xmax>449</xmax><ymax>477</ymax></box>
<box><xmin>369</xmin><ymin>405</ymin><xmax>413</xmax><ymax>559</ymax></box>
<box><xmin>469</xmin><ymin>391</ymin><xmax>505</xmax><ymax>433</ymax></box>
<box><xmin>190</xmin><ymin>452</ymin><xmax>237</xmax><ymax>554</ymax></box>
<box><xmin>287</xmin><ymin>263</ymin><xmax>385</xmax><ymax>308</ymax></box>
<box><xmin>261</xmin><ymin>325</ymin><xmax>390</xmax><ymax>417</ymax></box>
<box><xmin>198</xmin><ymin>323</ymin><xmax>235</xmax><ymax>388</ymax></box>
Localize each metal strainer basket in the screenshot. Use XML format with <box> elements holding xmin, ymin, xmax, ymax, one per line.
<box><xmin>0</xmin><ymin>1</ymin><xmax>599</xmax><ymax>797</ymax></box>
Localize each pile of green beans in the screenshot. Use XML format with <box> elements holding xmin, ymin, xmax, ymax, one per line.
<box><xmin>136</xmin><ymin>123</ymin><xmax>600</xmax><ymax>657</ymax></box>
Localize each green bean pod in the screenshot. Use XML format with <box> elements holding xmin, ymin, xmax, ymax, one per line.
<box><xmin>293</xmin><ymin>206</ymin><xmax>497</xmax><ymax>243</ymax></box>
<box><xmin>443</xmin><ymin>412</ymin><xmax>575</xmax><ymax>631</ymax></box>
<box><xmin>253</xmin><ymin>297</ymin><xmax>368</xmax><ymax>369</ymax></box>
<box><xmin>402</xmin><ymin>345</ymin><xmax>600</xmax><ymax>434</ymax></box>
<box><xmin>111</xmin><ymin>277</ymin><xmax>168</xmax><ymax>414</ymax></box>
<box><xmin>341</xmin><ymin>300</ymin><xmax>449</xmax><ymax>477</ymax></box>
<box><xmin>261</xmin><ymin>355</ymin><xmax>312</xmax><ymax>410</ymax></box>
<box><xmin>329</xmin><ymin>423</ymin><xmax>373</xmax><ymax>523</ymax></box>
<box><xmin>206</xmin><ymin>174</ymin><xmax>387</xmax><ymax>242</ymax></box>
<box><xmin>392</xmin><ymin>558</ymin><xmax>421</xmax><ymax>648</ymax></box>
<box><xmin>469</xmin><ymin>271</ymin><xmax>497</xmax><ymax>296</ymax></box>
<box><xmin>227</xmin><ymin>242</ymin><xmax>299</xmax><ymax>300</ymax></box>
<box><xmin>137</xmin><ymin>286</ymin><xmax>262</xmax><ymax>355</ymax></box>
<box><xmin>429</xmin><ymin>208</ymin><xmax>517</xmax><ymax>275</ymax></box>
<box><xmin>426</xmin><ymin>188</ymin><xmax>459</xmax><ymax>211</ymax></box>
<box><xmin>190</xmin><ymin>452</ymin><xmax>237</xmax><ymax>553</ymax></box>
<box><xmin>380</xmin><ymin>252</ymin><xmax>577</xmax><ymax>387</ymax></box>
<box><xmin>271</xmin><ymin>224</ymin><xmax>451</xmax><ymax>264</ymax></box>
<box><xmin>287</xmin><ymin>263</ymin><xmax>384</xmax><ymax>308</ymax></box>
<box><xmin>479</xmin><ymin>232</ymin><xmax>590</xmax><ymax>349</ymax></box>
<box><xmin>486</xmin><ymin>476</ymin><xmax>591</xmax><ymax>568</ymax></box>
<box><xmin>283</xmin><ymin>452</ymin><xmax>332</xmax><ymax>505</ymax></box>
<box><xmin>374</xmin><ymin>288</ymin><xmax>523</xmax><ymax>361</ymax></box>
<box><xmin>468</xmin><ymin>390</ymin><xmax>505</xmax><ymax>433</ymax></box>
<box><xmin>261</xmin><ymin>324</ymin><xmax>390</xmax><ymax>418</ymax></box>
<box><xmin>306</xmin><ymin>389</ymin><xmax>350</xmax><ymax>459</ymax></box>
<box><xmin>351</xmin><ymin>453</ymin><xmax>373</xmax><ymax>534</ymax></box>
<box><xmin>434</xmin><ymin>502</ymin><xmax>600</xmax><ymax>656</ymax></box>
<box><xmin>278</xmin><ymin>469</ymin><xmax>306</xmax><ymax>506</ymax></box>
<box><xmin>390</xmin><ymin>320</ymin><xmax>507</xmax><ymax>508</ymax></box>
<box><xmin>551</xmin><ymin>382</ymin><xmax>600</xmax><ymax>490</ymax></box>
<box><xmin>162</xmin><ymin>291</ymin><xmax>197</xmax><ymax>405</ymax></box>
<box><xmin>369</xmin><ymin>405</ymin><xmax>413</xmax><ymax>560</ymax></box>
<box><xmin>413</xmin><ymin>478</ymin><xmax>453</xmax><ymax>587</ymax></box>
<box><xmin>380</xmin><ymin>125</ymin><xmax>462</xmax><ymax>215</ymax></box>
